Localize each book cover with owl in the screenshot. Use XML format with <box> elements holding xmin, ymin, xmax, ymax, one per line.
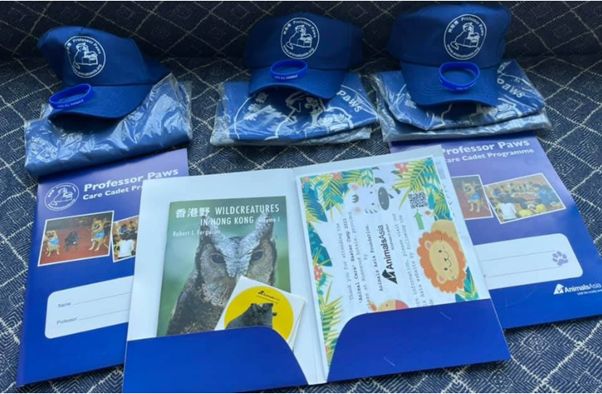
<box><xmin>156</xmin><ymin>197</ymin><xmax>290</xmax><ymax>337</ymax></box>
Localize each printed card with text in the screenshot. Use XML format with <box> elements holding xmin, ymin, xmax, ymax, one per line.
<box><xmin>298</xmin><ymin>157</ymin><xmax>484</xmax><ymax>372</ymax></box>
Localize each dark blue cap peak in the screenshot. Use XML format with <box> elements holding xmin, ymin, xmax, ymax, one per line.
<box><xmin>38</xmin><ymin>26</ymin><xmax>170</xmax><ymax>119</ymax></box>
<box><xmin>388</xmin><ymin>4</ymin><xmax>511</xmax><ymax>107</ymax></box>
<box><xmin>244</xmin><ymin>12</ymin><xmax>364</xmax><ymax>99</ymax></box>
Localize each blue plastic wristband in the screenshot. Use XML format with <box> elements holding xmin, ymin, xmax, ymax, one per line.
<box><xmin>270</xmin><ymin>59</ymin><xmax>308</xmax><ymax>81</ymax></box>
<box><xmin>49</xmin><ymin>84</ymin><xmax>94</xmax><ymax>109</ymax></box>
<box><xmin>439</xmin><ymin>62</ymin><xmax>480</xmax><ymax>92</ymax></box>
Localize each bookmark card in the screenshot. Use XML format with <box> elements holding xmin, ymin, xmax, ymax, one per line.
<box><xmin>295</xmin><ymin>149</ymin><xmax>490</xmax><ymax>376</ymax></box>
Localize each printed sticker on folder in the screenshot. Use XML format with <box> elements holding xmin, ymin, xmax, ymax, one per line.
<box><xmin>297</xmin><ymin>156</ymin><xmax>487</xmax><ymax>375</ymax></box>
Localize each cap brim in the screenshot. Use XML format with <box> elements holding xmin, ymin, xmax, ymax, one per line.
<box><xmin>400</xmin><ymin>61</ymin><xmax>499</xmax><ymax>107</ymax></box>
<box><xmin>249</xmin><ymin>66</ymin><xmax>346</xmax><ymax>99</ymax></box>
<box><xmin>48</xmin><ymin>84</ymin><xmax>152</xmax><ymax>120</ymax></box>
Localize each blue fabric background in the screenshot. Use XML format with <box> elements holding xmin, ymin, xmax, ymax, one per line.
<box><xmin>0</xmin><ymin>1</ymin><xmax>601</xmax><ymax>392</ymax></box>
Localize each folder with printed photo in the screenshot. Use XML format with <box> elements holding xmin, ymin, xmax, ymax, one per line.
<box><xmin>391</xmin><ymin>132</ymin><xmax>602</xmax><ymax>328</ymax></box>
<box><xmin>17</xmin><ymin>149</ymin><xmax>189</xmax><ymax>386</ymax></box>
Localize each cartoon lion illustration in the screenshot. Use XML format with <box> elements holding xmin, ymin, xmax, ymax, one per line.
<box><xmin>417</xmin><ymin>220</ymin><xmax>467</xmax><ymax>293</ymax></box>
<box><xmin>369</xmin><ymin>299</ymin><xmax>408</xmax><ymax>312</ymax></box>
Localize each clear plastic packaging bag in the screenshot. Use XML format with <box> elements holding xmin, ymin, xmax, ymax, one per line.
<box><xmin>24</xmin><ymin>74</ymin><xmax>192</xmax><ymax>177</ymax></box>
<box><xmin>370</xmin><ymin>59</ymin><xmax>551</xmax><ymax>143</ymax></box>
<box><xmin>211</xmin><ymin>73</ymin><xmax>377</xmax><ymax>146</ymax></box>
<box><xmin>374</xmin><ymin>84</ymin><xmax>551</xmax><ymax>142</ymax></box>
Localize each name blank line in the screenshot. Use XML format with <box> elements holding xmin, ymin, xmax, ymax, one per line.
<box><xmin>486</xmin><ymin>266</ymin><xmax>559</xmax><ymax>278</ymax></box>
<box><xmin>72</xmin><ymin>292</ymin><xmax>131</xmax><ymax>306</ymax></box>
<box><xmin>479</xmin><ymin>250</ymin><xmax>555</xmax><ymax>262</ymax></box>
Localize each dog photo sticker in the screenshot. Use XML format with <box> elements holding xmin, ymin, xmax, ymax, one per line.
<box><xmin>64</xmin><ymin>36</ymin><xmax>106</xmax><ymax>78</ymax></box>
<box><xmin>451</xmin><ymin>175</ymin><xmax>493</xmax><ymax>220</ymax></box>
<box><xmin>444</xmin><ymin>14</ymin><xmax>487</xmax><ymax>60</ymax></box>
<box><xmin>38</xmin><ymin>211</ymin><xmax>114</xmax><ymax>267</ymax></box>
<box><xmin>111</xmin><ymin>215</ymin><xmax>139</xmax><ymax>262</ymax></box>
<box><xmin>44</xmin><ymin>183</ymin><xmax>80</xmax><ymax>212</ymax></box>
<box><xmin>483</xmin><ymin>173</ymin><xmax>566</xmax><ymax>224</ymax></box>
<box><xmin>281</xmin><ymin>17</ymin><xmax>320</xmax><ymax>59</ymax></box>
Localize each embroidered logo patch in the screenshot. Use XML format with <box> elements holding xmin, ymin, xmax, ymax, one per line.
<box><xmin>281</xmin><ymin>18</ymin><xmax>320</xmax><ymax>59</ymax></box>
<box><xmin>65</xmin><ymin>36</ymin><xmax>106</xmax><ymax>78</ymax></box>
<box><xmin>444</xmin><ymin>14</ymin><xmax>487</xmax><ymax>60</ymax></box>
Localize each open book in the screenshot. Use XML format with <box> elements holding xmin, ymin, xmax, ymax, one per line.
<box><xmin>124</xmin><ymin>146</ymin><xmax>509</xmax><ymax>392</ymax></box>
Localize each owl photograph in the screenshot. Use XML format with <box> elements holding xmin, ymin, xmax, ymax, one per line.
<box><xmin>157</xmin><ymin>197</ymin><xmax>290</xmax><ymax>337</ymax></box>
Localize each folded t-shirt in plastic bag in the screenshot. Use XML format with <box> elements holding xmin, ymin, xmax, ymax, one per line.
<box><xmin>25</xmin><ymin>74</ymin><xmax>192</xmax><ymax>177</ymax></box>
<box><xmin>371</xmin><ymin>60</ymin><xmax>546</xmax><ymax>131</ymax></box>
<box><xmin>373</xmin><ymin>84</ymin><xmax>551</xmax><ymax>142</ymax></box>
<box><xmin>211</xmin><ymin>72</ymin><xmax>377</xmax><ymax>146</ymax></box>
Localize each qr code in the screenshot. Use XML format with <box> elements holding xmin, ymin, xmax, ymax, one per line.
<box><xmin>409</xmin><ymin>192</ymin><xmax>428</xmax><ymax>209</ymax></box>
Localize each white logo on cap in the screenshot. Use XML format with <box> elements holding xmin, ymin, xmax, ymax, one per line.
<box><xmin>444</xmin><ymin>14</ymin><xmax>487</xmax><ymax>60</ymax></box>
<box><xmin>281</xmin><ymin>18</ymin><xmax>320</xmax><ymax>59</ymax></box>
<box><xmin>65</xmin><ymin>36</ymin><xmax>106</xmax><ymax>78</ymax></box>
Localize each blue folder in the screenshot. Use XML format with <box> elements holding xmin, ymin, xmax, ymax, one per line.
<box><xmin>17</xmin><ymin>149</ymin><xmax>189</xmax><ymax>386</ymax></box>
<box><xmin>123</xmin><ymin>300</ymin><xmax>509</xmax><ymax>392</ymax></box>
<box><xmin>121</xmin><ymin>150</ymin><xmax>510</xmax><ymax>392</ymax></box>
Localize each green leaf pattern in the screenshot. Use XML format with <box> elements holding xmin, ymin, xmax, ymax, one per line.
<box><xmin>301</xmin><ymin>158</ymin><xmax>477</xmax><ymax>366</ymax></box>
<box><xmin>455</xmin><ymin>267</ymin><xmax>480</xmax><ymax>302</ymax></box>
<box><xmin>392</xmin><ymin>158</ymin><xmax>452</xmax><ymax>221</ymax></box>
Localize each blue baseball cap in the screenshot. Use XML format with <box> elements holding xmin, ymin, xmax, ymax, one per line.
<box><xmin>244</xmin><ymin>12</ymin><xmax>364</xmax><ymax>99</ymax></box>
<box><xmin>388</xmin><ymin>4</ymin><xmax>511</xmax><ymax>107</ymax></box>
<box><xmin>38</xmin><ymin>27</ymin><xmax>170</xmax><ymax>119</ymax></box>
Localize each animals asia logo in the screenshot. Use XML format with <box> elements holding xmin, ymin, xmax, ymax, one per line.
<box><xmin>553</xmin><ymin>282</ymin><xmax>602</xmax><ymax>295</ymax></box>
<box><xmin>444</xmin><ymin>14</ymin><xmax>487</xmax><ymax>60</ymax></box>
<box><xmin>281</xmin><ymin>17</ymin><xmax>320</xmax><ymax>59</ymax></box>
<box><xmin>64</xmin><ymin>36</ymin><xmax>106</xmax><ymax>78</ymax></box>
<box><xmin>44</xmin><ymin>183</ymin><xmax>80</xmax><ymax>211</ymax></box>
<box><xmin>553</xmin><ymin>284</ymin><xmax>564</xmax><ymax>295</ymax></box>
